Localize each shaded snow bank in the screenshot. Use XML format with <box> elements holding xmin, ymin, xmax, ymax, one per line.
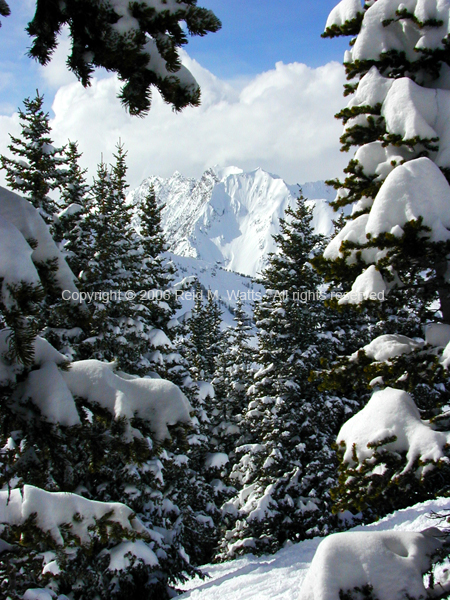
<box><xmin>299</xmin><ymin>528</ymin><xmax>444</xmax><ymax>600</ymax></box>
<box><xmin>180</xmin><ymin>497</ymin><xmax>450</xmax><ymax>600</ymax></box>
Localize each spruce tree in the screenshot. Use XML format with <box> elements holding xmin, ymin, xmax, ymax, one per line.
<box><xmin>79</xmin><ymin>144</ymin><xmax>151</xmax><ymax>374</ymax></box>
<box><xmin>219</xmin><ymin>194</ymin><xmax>347</xmax><ymax>559</ymax></box>
<box><xmin>319</xmin><ymin>0</ymin><xmax>450</xmax><ymax>519</ymax></box>
<box><xmin>44</xmin><ymin>141</ymin><xmax>93</xmax><ymax>359</ymax></box>
<box><xmin>138</xmin><ymin>185</ymin><xmax>180</xmax><ymax>336</ymax></box>
<box><xmin>0</xmin><ymin>92</ymin><xmax>67</xmax><ymax>226</ymax></box>
<box><xmin>54</xmin><ymin>140</ymin><xmax>92</xmax><ymax>271</ymax></box>
<box><xmin>210</xmin><ymin>298</ymin><xmax>254</xmax><ymax>459</ymax></box>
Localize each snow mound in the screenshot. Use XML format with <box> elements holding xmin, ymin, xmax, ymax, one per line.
<box><xmin>205</xmin><ymin>452</ymin><xmax>229</xmax><ymax>469</ymax></box>
<box><xmin>354</xmin><ymin>333</ymin><xmax>423</xmax><ymax>362</ymax></box>
<box><xmin>440</xmin><ymin>338</ymin><xmax>450</xmax><ymax>368</ymax></box>
<box><xmin>62</xmin><ymin>359</ymin><xmax>192</xmax><ymax>439</ymax></box>
<box><xmin>324</xmin><ymin>158</ymin><xmax>450</xmax><ymax>298</ymax></box>
<box><xmin>299</xmin><ymin>528</ymin><xmax>443</xmax><ymax>600</ymax></box>
<box><xmin>325</xmin><ymin>0</ymin><xmax>363</xmax><ymax>30</ymax></box>
<box><xmin>338</xmin><ymin>265</ymin><xmax>388</xmax><ymax>305</ymax></box>
<box><xmin>23</xmin><ymin>361</ymin><xmax>81</xmax><ymax>427</ymax></box>
<box><xmin>366</xmin><ymin>158</ymin><xmax>450</xmax><ymax>242</ymax></box>
<box><xmin>349</xmin><ymin>0</ymin><xmax>450</xmax><ymax>67</ymax></box>
<box><xmin>0</xmin><ymin>186</ymin><xmax>77</xmax><ymax>297</ymax></box>
<box><xmin>323</xmin><ymin>214</ymin><xmax>369</xmax><ymax>261</ymax></box>
<box><xmin>107</xmin><ymin>540</ymin><xmax>159</xmax><ymax>571</ymax></box>
<box><xmin>0</xmin><ymin>485</ymin><xmax>146</xmax><ymax>546</ymax></box>
<box><xmin>0</xmin><ymin>216</ymin><xmax>41</xmax><ymax>309</ymax></box>
<box><xmin>337</xmin><ymin>387</ymin><xmax>450</xmax><ymax>472</ymax></box>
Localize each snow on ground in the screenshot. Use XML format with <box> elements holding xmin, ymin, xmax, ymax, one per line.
<box><xmin>179</xmin><ymin>497</ymin><xmax>450</xmax><ymax>600</ymax></box>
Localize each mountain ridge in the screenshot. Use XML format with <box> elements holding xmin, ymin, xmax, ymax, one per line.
<box><xmin>129</xmin><ymin>166</ymin><xmax>336</xmax><ymax>277</ymax></box>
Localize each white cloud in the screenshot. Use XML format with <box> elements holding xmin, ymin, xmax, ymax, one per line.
<box><xmin>0</xmin><ymin>51</ymin><xmax>348</xmax><ymax>190</ymax></box>
<box><xmin>38</xmin><ymin>27</ymin><xmax>79</xmax><ymax>89</ymax></box>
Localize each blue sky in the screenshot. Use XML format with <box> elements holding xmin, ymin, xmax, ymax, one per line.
<box><xmin>0</xmin><ymin>1</ymin><xmax>351</xmax><ymax>188</ymax></box>
<box><xmin>187</xmin><ymin>0</ymin><xmax>349</xmax><ymax>77</ymax></box>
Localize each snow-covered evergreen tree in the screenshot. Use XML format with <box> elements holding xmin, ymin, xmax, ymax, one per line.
<box><xmin>44</xmin><ymin>141</ymin><xmax>93</xmax><ymax>359</ymax></box>
<box><xmin>320</xmin><ymin>0</ymin><xmax>450</xmax><ymax>519</ymax></box>
<box><xmin>54</xmin><ymin>141</ymin><xmax>92</xmax><ymax>270</ymax></box>
<box><xmin>0</xmin><ymin>92</ymin><xmax>67</xmax><ymax>226</ymax></box>
<box><xmin>138</xmin><ymin>185</ymin><xmax>180</xmax><ymax>339</ymax></box>
<box><xmin>184</xmin><ymin>283</ymin><xmax>223</xmax><ymax>381</ymax></box>
<box><xmin>26</xmin><ymin>0</ymin><xmax>221</xmax><ymax>115</ymax></box>
<box><xmin>79</xmin><ymin>145</ymin><xmax>152</xmax><ymax>374</ymax></box>
<box><xmin>0</xmin><ymin>183</ymin><xmax>198</xmax><ymax>599</ymax></box>
<box><xmin>210</xmin><ymin>299</ymin><xmax>254</xmax><ymax>459</ymax></box>
<box><xmin>219</xmin><ymin>194</ymin><xmax>347</xmax><ymax>559</ymax></box>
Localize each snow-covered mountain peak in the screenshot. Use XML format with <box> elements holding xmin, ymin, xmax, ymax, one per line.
<box><xmin>129</xmin><ymin>166</ymin><xmax>336</xmax><ymax>277</ymax></box>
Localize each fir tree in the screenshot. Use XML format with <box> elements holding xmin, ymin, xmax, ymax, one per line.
<box><xmin>44</xmin><ymin>141</ymin><xmax>93</xmax><ymax>359</ymax></box>
<box><xmin>0</xmin><ymin>92</ymin><xmax>67</xmax><ymax>226</ymax></box>
<box><xmin>219</xmin><ymin>194</ymin><xmax>348</xmax><ymax>559</ymax></box>
<box><xmin>0</xmin><ymin>184</ymin><xmax>197</xmax><ymax>600</ymax></box>
<box><xmin>184</xmin><ymin>283</ymin><xmax>223</xmax><ymax>381</ymax></box>
<box><xmin>210</xmin><ymin>298</ymin><xmax>254</xmax><ymax>459</ymax></box>
<box><xmin>54</xmin><ymin>141</ymin><xmax>92</xmax><ymax>271</ymax></box>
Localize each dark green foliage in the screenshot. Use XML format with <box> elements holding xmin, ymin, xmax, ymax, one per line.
<box><xmin>210</xmin><ymin>298</ymin><xmax>255</xmax><ymax>458</ymax></box>
<box><xmin>332</xmin><ymin>435</ymin><xmax>450</xmax><ymax>519</ymax></box>
<box><xmin>322</xmin><ymin>12</ymin><xmax>364</xmax><ymax>39</ymax></box>
<box><xmin>138</xmin><ymin>185</ymin><xmax>180</xmax><ymax>334</ymax></box>
<box><xmin>78</xmin><ymin>145</ymin><xmax>152</xmax><ymax>373</ymax></box>
<box><xmin>0</xmin><ymin>92</ymin><xmax>67</xmax><ymax>226</ymax></box>
<box><xmin>0</xmin><ymin>281</ymin><xmax>44</xmax><ymax>367</ymax></box>
<box><xmin>26</xmin><ymin>0</ymin><xmax>221</xmax><ymax>115</ymax></box>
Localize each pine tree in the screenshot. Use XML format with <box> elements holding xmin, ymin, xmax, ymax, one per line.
<box><xmin>319</xmin><ymin>0</ymin><xmax>450</xmax><ymax>519</ymax></box>
<box><xmin>54</xmin><ymin>141</ymin><xmax>92</xmax><ymax>271</ymax></box>
<box><xmin>43</xmin><ymin>141</ymin><xmax>93</xmax><ymax>359</ymax></box>
<box><xmin>219</xmin><ymin>194</ymin><xmax>348</xmax><ymax>559</ymax></box>
<box><xmin>0</xmin><ymin>92</ymin><xmax>67</xmax><ymax>226</ymax></box>
<box><xmin>26</xmin><ymin>0</ymin><xmax>221</xmax><ymax>115</ymax></box>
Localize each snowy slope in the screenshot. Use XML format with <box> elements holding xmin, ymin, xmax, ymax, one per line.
<box><xmin>129</xmin><ymin>167</ymin><xmax>336</xmax><ymax>277</ymax></box>
<box><xmin>179</xmin><ymin>497</ymin><xmax>450</xmax><ymax>600</ymax></box>
<box><xmin>168</xmin><ymin>252</ymin><xmax>264</xmax><ymax>329</ymax></box>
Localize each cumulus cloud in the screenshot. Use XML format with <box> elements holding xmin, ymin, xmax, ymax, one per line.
<box><xmin>0</xmin><ymin>51</ymin><xmax>348</xmax><ymax>190</ymax></box>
